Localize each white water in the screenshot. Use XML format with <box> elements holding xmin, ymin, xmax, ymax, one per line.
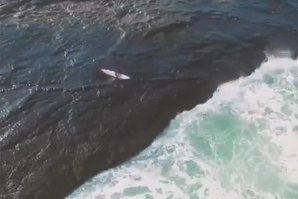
<box><xmin>67</xmin><ymin>56</ymin><xmax>298</xmax><ymax>199</ymax></box>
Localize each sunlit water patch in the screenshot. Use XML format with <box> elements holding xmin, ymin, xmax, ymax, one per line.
<box><xmin>67</xmin><ymin>56</ymin><xmax>298</xmax><ymax>199</ymax></box>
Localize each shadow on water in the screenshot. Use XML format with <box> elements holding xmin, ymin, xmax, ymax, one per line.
<box><xmin>0</xmin><ymin>0</ymin><xmax>298</xmax><ymax>198</ymax></box>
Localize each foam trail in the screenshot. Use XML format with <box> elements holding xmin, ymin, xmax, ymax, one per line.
<box><xmin>67</xmin><ymin>56</ymin><xmax>298</xmax><ymax>199</ymax></box>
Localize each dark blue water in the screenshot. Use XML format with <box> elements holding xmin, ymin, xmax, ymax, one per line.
<box><xmin>1</xmin><ymin>0</ymin><xmax>298</xmax><ymax>199</ymax></box>
<box><xmin>1</xmin><ymin>0</ymin><xmax>298</xmax><ymax>89</ymax></box>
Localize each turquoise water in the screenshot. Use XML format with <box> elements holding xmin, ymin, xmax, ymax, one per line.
<box><xmin>67</xmin><ymin>56</ymin><xmax>298</xmax><ymax>199</ymax></box>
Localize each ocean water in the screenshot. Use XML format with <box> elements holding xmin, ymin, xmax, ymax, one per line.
<box><xmin>67</xmin><ymin>55</ymin><xmax>298</xmax><ymax>199</ymax></box>
<box><xmin>2</xmin><ymin>1</ymin><xmax>298</xmax><ymax>198</ymax></box>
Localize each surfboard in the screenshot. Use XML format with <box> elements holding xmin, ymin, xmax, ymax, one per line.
<box><xmin>100</xmin><ymin>69</ymin><xmax>130</xmax><ymax>80</ymax></box>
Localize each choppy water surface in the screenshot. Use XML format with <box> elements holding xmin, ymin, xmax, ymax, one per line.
<box><xmin>68</xmin><ymin>56</ymin><xmax>298</xmax><ymax>199</ymax></box>
<box><xmin>1</xmin><ymin>0</ymin><xmax>298</xmax><ymax>198</ymax></box>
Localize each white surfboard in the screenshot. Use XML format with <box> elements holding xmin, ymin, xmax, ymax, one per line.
<box><xmin>100</xmin><ymin>69</ymin><xmax>130</xmax><ymax>80</ymax></box>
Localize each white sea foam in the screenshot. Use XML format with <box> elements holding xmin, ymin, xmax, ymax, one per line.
<box><xmin>67</xmin><ymin>56</ymin><xmax>298</xmax><ymax>199</ymax></box>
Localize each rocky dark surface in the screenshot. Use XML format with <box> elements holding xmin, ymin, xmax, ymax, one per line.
<box><xmin>0</xmin><ymin>0</ymin><xmax>298</xmax><ymax>199</ymax></box>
